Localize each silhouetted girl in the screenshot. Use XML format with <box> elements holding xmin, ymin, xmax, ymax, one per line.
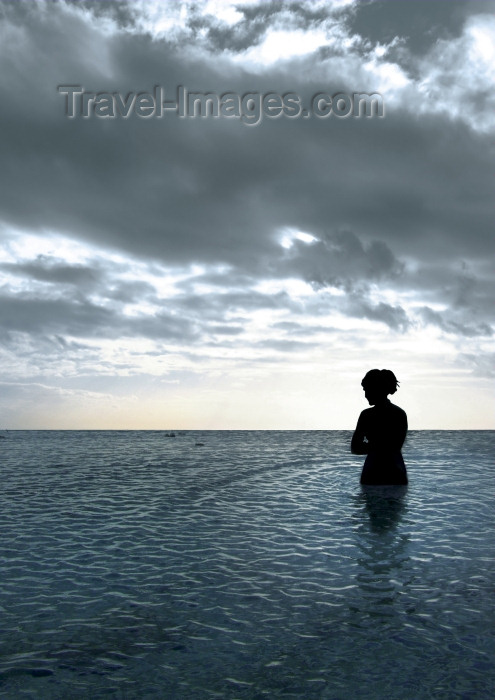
<box><xmin>351</xmin><ymin>369</ymin><xmax>408</xmax><ymax>485</ymax></box>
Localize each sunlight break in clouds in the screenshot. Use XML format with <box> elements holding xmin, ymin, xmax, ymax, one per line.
<box><xmin>416</xmin><ymin>13</ymin><xmax>495</xmax><ymax>132</ymax></box>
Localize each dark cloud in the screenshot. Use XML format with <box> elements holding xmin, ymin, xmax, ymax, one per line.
<box><xmin>175</xmin><ymin>288</ymin><xmax>304</xmax><ymax>316</ymax></box>
<box><xmin>347</xmin><ymin>0</ymin><xmax>474</xmax><ymax>56</ymax></box>
<box><xmin>255</xmin><ymin>337</ymin><xmax>313</xmax><ymax>352</ymax></box>
<box><xmin>419</xmin><ymin>306</ymin><xmax>493</xmax><ymax>338</ymax></box>
<box><xmin>397</xmin><ymin>262</ymin><xmax>495</xmax><ymax>329</ymax></box>
<box><xmin>104</xmin><ymin>280</ymin><xmax>158</xmax><ymax>304</ymax></box>
<box><xmin>0</xmin><ymin>0</ymin><xmax>493</xmax><ymax>278</ymax></box>
<box><xmin>0</xmin><ymin>257</ymin><xmax>100</xmax><ymax>288</ymax></box>
<box><xmin>62</xmin><ymin>0</ymin><xmax>138</xmax><ymax>29</ymax></box>
<box><xmin>278</xmin><ymin>232</ymin><xmax>403</xmax><ymax>291</ymax></box>
<box><xmin>0</xmin><ymin>292</ymin><xmax>198</xmax><ymax>342</ymax></box>
<box><xmin>0</xmin><ymin>295</ymin><xmax>112</xmax><ymax>337</ymax></box>
<box><xmin>207</xmin><ymin>324</ymin><xmax>244</xmax><ymax>336</ymax></box>
<box><xmin>343</xmin><ymin>294</ymin><xmax>410</xmax><ymax>332</ymax></box>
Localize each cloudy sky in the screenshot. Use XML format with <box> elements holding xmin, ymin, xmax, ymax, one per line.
<box><xmin>0</xmin><ymin>0</ymin><xmax>493</xmax><ymax>429</ymax></box>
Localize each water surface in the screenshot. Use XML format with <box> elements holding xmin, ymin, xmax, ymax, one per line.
<box><xmin>1</xmin><ymin>430</ymin><xmax>494</xmax><ymax>698</ymax></box>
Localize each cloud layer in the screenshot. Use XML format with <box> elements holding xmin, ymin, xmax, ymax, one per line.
<box><xmin>0</xmin><ymin>0</ymin><xmax>493</xmax><ymax>428</ymax></box>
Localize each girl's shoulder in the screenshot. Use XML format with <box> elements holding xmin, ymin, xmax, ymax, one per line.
<box><xmin>359</xmin><ymin>407</ymin><xmax>374</xmax><ymax>421</ymax></box>
<box><xmin>387</xmin><ymin>402</ymin><xmax>407</xmax><ymax>423</ymax></box>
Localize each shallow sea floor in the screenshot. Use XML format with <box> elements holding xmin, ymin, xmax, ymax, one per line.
<box><xmin>1</xmin><ymin>430</ymin><xmax>494</xmax><ymax>698</ymax></box>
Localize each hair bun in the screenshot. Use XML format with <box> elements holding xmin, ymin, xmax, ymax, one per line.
<box><xmin>361</xmin><ymin>369</ymin><xmax>399</xmax><ymax>395</ymax></box>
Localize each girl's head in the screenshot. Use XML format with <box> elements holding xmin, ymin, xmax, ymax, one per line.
<box><xmin>361</xmin><ymin>369</ymin><xmax>399</xmax><ymax>405</ymax></box>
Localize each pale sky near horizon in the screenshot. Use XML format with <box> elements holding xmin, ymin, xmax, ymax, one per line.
<box><xmin>0</xmin><ymin>0</ymin><xmax>494</xmax><ymax>430</ymax></box>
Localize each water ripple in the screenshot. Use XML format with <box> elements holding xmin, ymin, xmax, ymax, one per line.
<box><xmin>0</xmin><ymin>430</ymin><xmax>494</xmax><ymax>698</ymax></box>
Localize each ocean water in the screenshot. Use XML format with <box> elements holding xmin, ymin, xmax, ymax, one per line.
<box><xmin>0</xmin><ymin>429</ymin><xmax>494</xmax><ymax>699</ymax></box>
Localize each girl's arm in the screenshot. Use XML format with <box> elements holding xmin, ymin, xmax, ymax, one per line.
<box><xmin>351</xmin><ymin>413</ymin><xmax>369</xmax><ymax>455</ymax></box>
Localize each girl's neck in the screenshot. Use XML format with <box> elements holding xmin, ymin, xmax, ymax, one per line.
<box><xmin>373</xmin><ymin>397</ymin><xmax>390</xmax><ymax>406</ymax></box>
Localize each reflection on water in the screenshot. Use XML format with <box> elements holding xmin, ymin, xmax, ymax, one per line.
<box><xmin>359</xmin><ymin>484</ymin><xmax>408</xmax><ymax>532</ymax></box>
<box><xmin>351</xmin><ymin>486</ymin><xmax>411</xmax><ymax>630</ymax></box>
